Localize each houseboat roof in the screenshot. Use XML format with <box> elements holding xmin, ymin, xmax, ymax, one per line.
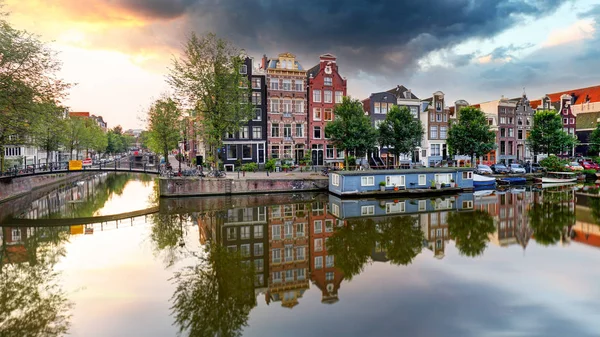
<box><xmin>332</xmin><ymin>168</ymin><xmax>473</xmax><ymax>176</ymax></box>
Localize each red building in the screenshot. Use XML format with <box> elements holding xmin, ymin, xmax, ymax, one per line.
<box><xmin>307</xmin><ymin>54</ymin><xmax>347</xmax><ymax>167</ymax></box>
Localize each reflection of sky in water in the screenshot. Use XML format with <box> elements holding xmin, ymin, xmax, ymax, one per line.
<box><xmin>93</xmin><ymin>180</ymin><xmax>155</xmax><ymax>216</ymax></box>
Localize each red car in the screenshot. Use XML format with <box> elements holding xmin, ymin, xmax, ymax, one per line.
<box><xmin>580</xmin><ymin>161</ymin><xmax>599</xmax><ymax>170</ymax></box>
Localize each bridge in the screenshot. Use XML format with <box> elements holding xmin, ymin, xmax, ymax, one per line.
<box><xmin>0</xmin><ymin>165</ymin><xmax>160</xmax><ymax>181</ymax></box>
<box><xmin>1</xmin><ymin>206</ymin><xmax>160</xmax><ymax>227</ymax></box>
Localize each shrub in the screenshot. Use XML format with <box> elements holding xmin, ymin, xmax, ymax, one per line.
<box><xmin>539</xmin><ymin>155</ymin><xmax>568</xmax><ymax>172</ymax></box>
<box><xmin>241</xmin><ymin>162</ymin><xmax>258</xmax><ymax>172</ymax></box>
<box><xmin>582</xmin><ymin>169</ymin><xmax>596</xmax><ymax>175</ymax></box>
<box><xmin>379</xmin><ymin>181</ymin><xmax>386</xmax><ymax>186</ymax></box>
<box><xmin>265</xmin><ymin>158</ymin><xmax>276</xmax><ymax>172</ymax></box>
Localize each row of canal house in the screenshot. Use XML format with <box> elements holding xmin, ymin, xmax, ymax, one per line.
<box><xmin>221</xmin><ymin>52</ymin><xmax>347</xmax><ymax>171</ymax></box>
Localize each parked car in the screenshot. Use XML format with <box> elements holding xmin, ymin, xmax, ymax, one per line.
<box><xmin>580</xmin><ymin>161</ymin><xmax>599</xmax><ymax>170</ymax></box>
<box><xmin>524</xmin><ymin>162</ymin><xmax>546</xmax><ymax>173</ymax></box>
<box><xmin>566</xmin><ymin>162</ymin><xmax>584</xmax><ymax>171</ymax></box>
<box><xmin>476</xmin><ymin>164</ymin><xmax>494</xmax><ymax>175</ymax></box>
<box><xmin>509</xmin><ymin>163</ymin><xmax>526</xmax><ymax>174</ymax></box>
<box><xmin>491</xmin><ymin>164</ymin><xmax>510</xmax><ymax>174</ymax></box>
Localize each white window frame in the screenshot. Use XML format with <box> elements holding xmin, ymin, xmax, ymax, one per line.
<box><xmin>361</xmin><ymin>176</ymin><xmax>375</xmax><ymax>186</ymax></box>
<box><xmin>335</xmin><ymin>91</ymin><xmax>343</xmax><ymax>103</ymax></box>
<box><xmin>239</xmin><ymin>64</ymin><xmax>247</xmax><ymax>74</ymax></box>
<box><xmin>418</xmin><ymin>174</ymin><xmax>426</xmax><ymax>186</ymax></box>
<box><xmin>361</xmin><ymin>205</ymin><xmax>375</xmax><ymax>215</ymax></box>
<box><xmin>315</xmin><ymin>256</ymin><xmax>323</xmax><ymax>269</ymax></box>
<box><xmin>313</xmin><ymin>90</ymin><xmax>321</xmax><ymax>103</ymax></box>
<box><xmin>385</xmin><ymin>175</ymin><xmax>405</xmax><ymax>187</ymax></box>
<box><xmin>314</xmin><ymin>220</ymin><xmax>323</xmax><ymax>233</ymax></box>
<box><xmin>418</xmin><ymin>200</ymin><xmax>427</xmax><ymax>211</ymax></box>
<box><xmin>386</xmin><ymin>202</ymin><xmax>406</xmax><ymax>214</ymax></box>
<box><xmin>324</xmin><ymin>90</ymin><xmax>332</xmax><ymax>103</ymax></box>
<box><xmin>462</xmin><ymin>171</ymin><xmax>473</xmax><ymax>180</ymax></box>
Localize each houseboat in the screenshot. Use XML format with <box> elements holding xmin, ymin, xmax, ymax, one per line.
<box><xmin>328</xmin><ymin>168</ymin><xmax>475</xmax><ymax>197</ymax></box>
<box><xmin>535</xmin><ymin>171</ymin><xmax>577</xmax><ymax>184</ymax></box>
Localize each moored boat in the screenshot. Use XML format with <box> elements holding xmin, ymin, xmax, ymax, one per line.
<box><xmin>535</xmin><ymin>171</ymin><xmax>577</xmax><ymax>184</ymax></box>
<box><xmin>497</xmin><ymin>177</ymin><xmax>526</xmax><ymax>185</ymax></box>
<box><xmin>473</xmin><ymin>174</ymin><xmax>496</xmax><ymax>187</ymax></box>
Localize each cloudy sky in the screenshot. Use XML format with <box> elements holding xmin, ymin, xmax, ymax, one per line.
<box><xmin>6</xmin><ymin>0</ymin><xmax>600</xmax><ymax>129</ymax></box>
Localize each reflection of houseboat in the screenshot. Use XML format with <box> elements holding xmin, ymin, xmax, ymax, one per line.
<box><xmin>329</xmin><ymin>168</ymin><xmax>475</xmax><ymax>197</ymax></box>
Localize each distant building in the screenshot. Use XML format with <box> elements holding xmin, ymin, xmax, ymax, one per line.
<box><xmin>422</xmin><ymin>91</ymin><xmax>450</xmax><ymax>167</ymax></box>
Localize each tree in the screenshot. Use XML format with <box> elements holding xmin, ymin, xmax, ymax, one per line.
<box><xmin>146</xmin><ymin>97</ymin><xmax>182</xmax><ymax>163</ymax></box>
<box><xmin>168</xmin><ymin>32</ymin><xmax>253</xmax><ymax>167</ymax></box>
<box><xmin>448</xmin><ymin>210</ymin><xmax>495</xmax><ymax>257</ymax></box>
<box><xmin>0</xmin><ymin>11</ymin><xmax>71</xmax><ymax>170</ymax></box>
<box><xmin>588</xmin><ymin>123</ymin><xmax>600</xmax><ymax>155</ymax></box>
<box><xmin>325</xmin><ymin>97</ymin><xmax>377</xmax><ymax>168</ymax></box>
<box><xmin>527</xmin><ymin>110</ymin><xmax>578</xmax><ymax>158</ymax></box>
<box><xmin>30</xmin><ymin>102</ymin><xmax>67</xmax><ymax>166</ymax></box>
<box><xmin>378</xmin><ymin>106</ymin><xmax>424</xmax><ymax>167</ymax></box>
<box><xmin>447</xmin><ymin>107</ymin><xmax>496</xmax><ymax>163</ymax></box>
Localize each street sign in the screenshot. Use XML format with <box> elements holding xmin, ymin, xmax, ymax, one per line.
<box><xmin>82</xmin><ymin>158</ymin><xmax>92</xmax><ymax>166</ymax></box>
<box><xmin>69</xmin><ymin>160</ymin><xmax>82</xmax><ymax>171</ymax></box>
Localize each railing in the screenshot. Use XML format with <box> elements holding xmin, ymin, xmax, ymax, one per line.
<box><xmin>1</xmin><ymin>160</ymin><xmax>159</xmax><ymax>178</ymax></box>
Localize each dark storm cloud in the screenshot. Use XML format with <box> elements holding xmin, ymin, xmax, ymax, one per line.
<box><xmin>487</xmin><ymin>43</ymin><xmax>535</xmax><ymax>61</ymax></box>
<box><xmin>117</xmin><ymin>0</ymin><xmax>568</xmax><ymax>76</ymax></box>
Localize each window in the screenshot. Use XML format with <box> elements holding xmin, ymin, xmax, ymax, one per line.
<box><xmin>271</xmin><ymin>145</ymin><xmax>279</xmax><ymax>159</ymax></box>
<box><xmin>324</xmin><ymin>77</ymin><xmax>332</xmax><ymax>86</ymax></box>
<box><xmin>295</xmin><ymin>124</ymin><xmax>304</xmax><ymax>138</ymax></box>
<box><xmin>283</xmin><ymin>79</ymin><xmax>291</xmax><ymax>91</ymax></box>
<box><xmin>500</xmin><ymin>141</ymin><xmax>506</xmax><ymax>155</ymax></box>
<box><xmin>337</xmin><ymin>149</ymin><xmax>344</xmax><ymax>158</ymax></box>
<box><xmin>436</xmin><ymin>113</ymin><xmax>441</xmax><ymax>122</ymax></box>
<box><xmin>361</xmin><ymin>205</ymin><xmax>375</xmax><ymax>215</ymax></box>
<box><xmin>273</xmin><ymin>271</ymin><xmax>282</xmax><ymax>283</ymax></box>
<box><xmin>227</xmin><ymin>145</ymin><xmax>238</xmax><ymax>160</ymax></box>
<box><xmin>272</xmin><ymin>225</ymin><xmax>281</xmax><ymax>240</ymax></box>
<box><xmin>430</xmin><ymin>126</ymin><xmax>438</xmax><ymax>139</ymax></box>
<box><xmin>440</xmin><ymin>126</ymin><xmax>447</xmax><ymax>139</ymax></box>
<box><xmin>242</xmin><ymin>145</ymin><xmax>252</xmax><ymax>159</ymax></box>
<box><xmin>254</xmin><ymin>259</ymin><xmax>264</xmax><ymax>272</ymax></box>
<box><xmin>313</xmin><ymin>108</ymin><xmax>322</xmax><ymax>120</ymax></box>
<box><xmin>326</xmin><ymin>145</ymin><xmax>334</xmax><ymax>159</ymax></box>
<box><xmin>430</xmin><ymin>112</ymin><xmax>435</xmax><ymax>122</ymax></box>
<box><xmin>326</xmin><ymin>255</ymin><xmax>334</xmax><ymax>268</ymax></box>
<box><xmin>283</xmin><ymin>145</ymin><xmax>292</xmax><ymax>158</ymax></box>
<box><xmin>508</xmin><ymin>128</ymin><xmax>514</xmax><ymax>137</ymax></box>
<box><xmin>296</xmin><ymin>223</ymin><xmax>305</xmax><ymax>237</ymax></box>
<box><xmin>271</xmin><ymin>123</ymin><xmax>280</xmax><ymax>137</ymax></box>
<box><xmin>418</xmin><ymin>174</ymin><xmax>426</xmax><ymax>185</ymax></box>
<box><xmin>294</xmin><ymin>100</ymin><xmax>304</xmax><ymax>113</ymax></box>
<box><xmin>12</xmin><ymin>228</ymin><xmax>21</xmax><ymax>241</ymax></box>
<box><xmin>324</xmin><ymin>90</ymin><xmax>332</xmax><ymax>103</ymax></box>
<box><xmin>315</xmin><ymin>256</ymin><xmax>323</xmax><ymax>269</ymax></box>
<box><xmin>295</xmin><ymin>80</ymin><xmax>303</xmax><ymax>91</ymax></box>
<box><xmin>240</xmin><ymin>226</ymin><xmax>250</xmax><ymax>239</ymax></box>
<box><xmin>283</xmin><ymin>99</ymin><xmax>292</xmax><ymax>113</ymax></box>
<box><xmin>313</xmin><ymin>90</ymin><xmax>321</xmax><ymax>102</ymax></box>
<box><xmin>374</xmin><ymin>102</ymin><xmax>381</xmax><ymax>114</ymax></box>
<box><xmin>462</xmin><ymin>200</ymin><xmax>474</xmax><ymax>209</ymax></box>
<box><xmin>500</xmin><ymin>128</ymin><xmax>506</xmax><ymax>137</ymax></box>
<box><xmin>240</xmin><ymin>64</ymin><xmax>247</xmax><ymax>74</ymax></box>
<box><xmin>326</xmin><ymin>272</ymin><xmax>334</xmax><ymax>281</ymax></box>
<box><xmin>240</xmin><ymin>244</ymin><xmax>250</xmax><ymax>257</ymax></box>
<box><xmin>410</xmin><ymin>106</ymin><xmax>418</xmax><ymax>118</ymax></box>
<box><xmin>443</xmin><ymin>113</ymin><xmax>448</xmax><ymax>122</ymax></box>
<box><xmin>431</xmin><ymin>144</ymin><xmax>441</xmax><ymax>156</ymax></box>
<box><xmin>526</xmin><ymin>117</ymin><xmax>531</xmax><ymax>126</ymax></box>
<box><xmin>570</xmin><ymin>118</ymin><xmax>575</xmax><ymax>124</ymax></box>
<box><xmin>325</xmin><ymin>220</ymin><xmax>334</xmax><ymax>232</ymax></box>
<box><xmin>418</xmin><ymin>200</ymin><xmax>427</xmax><ymax>211</ymax></box>
<box><xmin>314</xmin><ymin>220</ymin><xmax>323</xmax><ymax>233</ymax></box>
<box><xmin>284</xmin><ymin>222</ymin><xmax>293</xmax><ymax>239</ymax></box>
<box><xmin>270</xmin><ymin>79</ymin><xmax>279</xmax><ymax>90</ymax></box>
<box><xmin>500</xmin><ymin>117</ymin><xmax>506</xmax><ymax>124</ymax></box>
<box><xmin>254</xmin><ymin>243</ymin><xmax>264</xmax><ymax>256</ymax></box>
<box><xmin>500</xmin><ymin>107</ymin><xmax>506</xmax><ymax>113</ymax></box>
<box><xmin>252</xmin><ymin>92</ymin><xmax>261</xmax><ymax>105</ymax></box>
<box><xmin>314</xmin><ymin>126</ymin><xmax>321</xmax><ymax>139</ymax></box>
<box><xmin>361</xmin><ymin>176</ymin><xmax>375</xmax><ymax>186</ymax></box>
<box><xmin>252</xmin><ymin>77</ymin><xmax>261</xmax><ymax>89</ymax></box>
<box><xmin>332</xmin><ymin>173</ymin><xmax>340</xmax><ymax>186</ymax></box>
<box><xmin>296</xmin><ymin>247</ymin><xmax>306</xmax><ymax>260</ymax></box>
<box><xmin>518</xmin><ymin>129</ymin><xmax>523</xmax><ymax>140</ymax></box>
<box><xmin>284</xmin><ymin>124</ymin><xmax>292</xmax><ymax>138</ymax></box>
<box><xmin>285</xmin><ymin>245</ymin><xmax>293</xmax><ymax>262</ymax></box>
<box><xmin>297</xmin><ymin>268</ymin><xmax>306</xmax><ymax>280</ymax></box>
<box><xmin>335</xmin><ymin>91</ymin><xmax>343</xmax><ymax>103</ymax></box>
<box><xmin>386</xmin><ymin>202</ymin><xmax>405</xmax><ymax>214</ymax></box>
<box><xmin>270</xmin><ymin>98</ymin><xmax>279</xmax><ymax>112</ymax></box>
<box><xmin>253</xmin><ymin>126</ymin><xmax>262</xmax><ymax>139</ymax></box>
<box><xmin>381</xmin><ymin>103</ymin><xmax>388</xmax><ymax>114</ymax></box>
<box><xmin>226</xmin><ymin>131</ymin><xmax>235</xmax><ymax>139</ymax></box>
<box><xmin>253</xmin><ymin>108</ymin><xmax>262</xmax><ymax>121</ymax></box>
<box><xmin>462</xmin><ymin>171</ymin><xmax>473</xmax><ymax>179</ymax></box>
<box><xmin>315</xmin><ymin>238</ymin><xmax>323</xmax><ymax>252</ymax></box>
<box><xmin>240</xmin><ymin>126</ymin><xmax>249</xmax><ymax>139</ymax></box>
<box><xmin>324</xmin><ymin>108</ymin><xmax>333</xmax><ymax>121</ymax></box>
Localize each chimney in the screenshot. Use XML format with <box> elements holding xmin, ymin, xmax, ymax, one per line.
<box><xmin>261</xmin><ymin>54</ymin><xmax>267</xmax><ymax>70</ymax></box>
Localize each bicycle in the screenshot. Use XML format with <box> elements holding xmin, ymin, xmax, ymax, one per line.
<box><xmin>206</xmin><ymin>170</ymin><xmax>227</xmax><ymax>178</ymax></box>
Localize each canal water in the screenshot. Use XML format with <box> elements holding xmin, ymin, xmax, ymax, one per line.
<box><xmin>1</xmin><ymin>173</ymin><xmax>600</xmax><ymax>337</ymax></box>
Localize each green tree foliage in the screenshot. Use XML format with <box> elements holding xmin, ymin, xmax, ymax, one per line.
<box><xmin>448</xmin><ymin>210</ymin><xmax>495</xmax><ymax>257</ymax></box>
<box><xmin>168</xmin><ymin>32</ymin><xmax>253</xmax><ymax>167</ymax></box>
<box><xmin>106</xmin><ymin>126</ymin><xmax>132</xmax><ymax>154</ymax></box>
<box><xmin>170</xmin><ymin>243</ymin><xmax>256</xmax><ymax>337</ymax></box>
<box><xmin>527</xmin><ymin>110</ymin><xmax>578</xmax><ymax>156</ymax></box>
<box><xmin>146</xmin><ymin>97</ymin><xmax>182</xmax><ymax>163</ymax></box>
<box><xmin>587</xmin><ymin>123</ymin><xmax>600</xmax><ymax>155</ymax></box>
<box><xmin>326</xmin><ymin>218</ymin><xmax>379</xmax><ymax>280</ymax></box>
<box><xmin>447</xmin><ymin>107</ymin><xmax>496</xmax><ymax>162</ymax></box>
<box><xmin>63</xmin><ymin>116</ymin><xmax>107</xmax><ymax>159</ymax></box>
<box><xmin>30</xmin><ymin>102</ymin><xmax>67</xmax><ymax>165</ymax></box>
<box><xmin>378</xmin><ymin>106</ymin><xmax>424</xmax><ymax>165</ymax></box>
<box><xmin>0</xmin><ymin>10</ymin><xmax>71</xmax><ymax>170</ymax></box>
<box><xmin>528</xmin><ymin>188</ymin><xmax>574</xmax><ymax>246</ymax></box>
<box><xmin>538</xmin><ymin>155</ymin><xmax>568</xmax><ymax>172</ymax></box>
<box><xmin>325</xmin><ymin>97</ymin><xmax>377</xmax><ymax>167</ymax></box>
<box><xmin>378</xmin><ymin>215</ymin><xmax>424</xmax><ymax>265</ymax></box>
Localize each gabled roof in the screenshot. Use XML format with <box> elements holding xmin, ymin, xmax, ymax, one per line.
<box><xmin>423</xmin><ymin>97</ymin><xmax>433</xmax><ymax>103</ymax></box>
<box><xmin>575</xmin><ymin>111</ymin><xmax>600</xmax><ymax>130</ymax></box>
<box><xmin>307</xmin><ymin>63</ymin><xmax>320</xmax><ymax>79</ymax></box>
<box><xmin>386</xmin><ymin>85</ymin><xmax>419</xmax><ymax>100</ymax></box>
<box><xmin>546</xmin><ymin>85</ymin><xmax>600</xmax><ymax>105</ymax></box>
<box><xmin>529</xmin><ymin>99</ymin><xmax>541</xmax><ymax>109</ymax></box>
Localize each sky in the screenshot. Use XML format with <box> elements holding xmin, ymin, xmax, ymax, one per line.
<box><xmin>5</xmin><ymin>0</ymin><xmax>600</xmax><ymax>130</ymax></box>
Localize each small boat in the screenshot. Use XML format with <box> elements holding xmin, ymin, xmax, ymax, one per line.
<box><xmin>473</xmin><ymin>174</ymin><xmax>496</xmax><ymax>187</ymax></box>
<box><xmin>497</xmin><ymin>177</ymin><xmax>526</xmax><ymax>185</ymax></box>
<box><xmin>474</xmin><ymin>189</ymin><xmax>495</xmax><ymax>197</ymax></box>
<box><xmin>535</xmin><ymin>171</ymin><xmax>577</xmax><ymax>184</ymax></box>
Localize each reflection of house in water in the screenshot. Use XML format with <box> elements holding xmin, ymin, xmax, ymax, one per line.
<box><xmin>309</xmin><ymin>202</ymin><xmax>344</xmax><ymax>304</ymax></box>
<box><xmin>266</xmin><ymin>203</ymin><xmax>310</xmax><ymax>308</ymax></box>
<box><xmin>421</xmin><ymin>211</ymin><xmax>450</xmax><ymax>259</ymax></box>
<box><xmin>1</xmin><ymin>227</ymin><xmax>30</xmax><ymax>264</ymax></box>
<box><xmin>573</xmin><ymin>192</ymin><xmax>600</xmax><ymax>249</ymax></box>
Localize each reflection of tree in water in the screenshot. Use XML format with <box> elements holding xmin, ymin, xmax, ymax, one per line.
<box><xmin>326</xmin><ymin>218</ymin><xmax>379</xmax><ymax>280</ymax></box>
<box><xmin>379</xmin><ymin>215</ymin><xmax>424</xmax><ymax>266</ymax></box>
<box><xmin>448</xmin><ymin>210</ymin><xmax>495</xmax><ymax>257</ymax></box>
<box><xmin>149</xmin><ymin>213</ymin><xmax>188</xmax><ymax>267</ymax></box>
<box><xmin>170</xmin><ymin>243</ymin><xmax>256</xmax><ymax>337</ymax></box>
<box><xmin>0</xmin><ymin>227</ymin><xmax>72</xmax><ymax>337</ymax></box>
<box><xmin>528</xmin><ymin>189</ymin><xmax>574</xmax><ymax>246</ymax></box>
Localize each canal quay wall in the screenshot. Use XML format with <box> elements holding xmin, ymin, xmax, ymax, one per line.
<box><xmin>159</xmin><ymin>175</ymin><xmax>329</xmax><ymax>198</ymax></box>
<box><xmin>0</xmin><ymin>172</ymin><xmax>91</xmax><ymax>203</ymax></box>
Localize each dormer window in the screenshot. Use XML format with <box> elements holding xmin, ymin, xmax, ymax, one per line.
<box><xmin>436</xmin><ymin>102</ymin><xmax>442</xmax><ymax>112</ymax></box>
<box><xmin>324</xmin><ymin>77</ymin><xmax>332</xmax><ymax>86</ymax></box>
<box><xmin>239</xmin><ymin>65</ymin><xmax>247</xmax><ymax>74</ymax></box>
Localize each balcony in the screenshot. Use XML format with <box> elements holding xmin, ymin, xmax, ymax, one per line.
<box><xmin>283</xmin><ymin>113</ymin><xmax>292</xmax><ymax>118</ymax></box>
<box><xmin>283</xmin><ymin>137</ymin><xmax>293</xmax><ymax>142</ymax></box>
